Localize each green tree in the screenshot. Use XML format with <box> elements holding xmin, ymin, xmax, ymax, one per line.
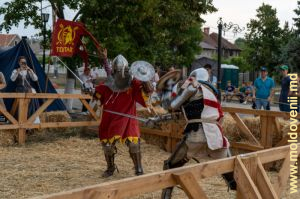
<box><xmin>280</xmin><ymin>36</ymin><xmax>300</xmax><ymax>73</ymax></box>
<box><xmin>234</xmin><ymin>38</ymin><xmax>246</xmax><ymax>50</ymax></box>
<box><xmin>243</xmin><ymin>3</ymin><xmax>282</xmax><ymax>74</ymax></box>
<box><xmin>293</xmin><ymin>0</ymin><xmax>300</xmax><ymax>35</ymax></box>
<box><xmin>1</xmin><ymin>0</ymin><xmax>216</xmax><ymax>70</ymax></box>
<box><xmin>80</xmin><ymin>0</ymin><xmax>216</xmax><ymax>69</ymax></box>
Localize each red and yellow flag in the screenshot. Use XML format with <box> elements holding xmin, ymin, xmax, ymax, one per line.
<box><xmin>50</xmin><ymin>19</ymin><xmax>85</xmax><ymax>57</ymax></box>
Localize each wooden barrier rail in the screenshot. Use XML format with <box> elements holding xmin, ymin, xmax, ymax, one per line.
<box><xmin>0</xmin><ymin>93</ymin><xmax>100</xmax><ymax>144</ymax></box>
<box><xmin>38</xmin><ymin>144</ymin><xmax>300</xmax><ymax>199</ymax></box>
<box><xmin>141</xmin><ymin>106</ymin><xmax>300</xmax><ymax>152</ymax></box>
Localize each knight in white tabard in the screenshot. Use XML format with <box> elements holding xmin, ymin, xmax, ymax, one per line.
<box><xmin>156</xmin><ymin>68</ymin><xmax>236</xmax><ymax>199</ymax></box>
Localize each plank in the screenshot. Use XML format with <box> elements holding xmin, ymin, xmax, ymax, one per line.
<box><xmin>260</xmin><ymin>116</ymin><xmax>268</xmax><ymax>147</ymax></box>
<box><xmin>10</xmin><ymin>98</ymin><xmax>19</xmax><ymax>117</ymax></box>
<box><xmin>80</xmin><ymin>99</ymin><xmax>98</xmax><ymax>121</ymax></box>
<box><xmin>229</xmin><ymin>112</ymin><xmax>261</xmax><ymax>146</ymax></box>
<box><xmin>256</xmin><ymin>158</ymin><xmax>278</xmax><ymax>199</ymax></box>
<box><xmin>141</xmin><ymin>127</ymin><xmax>171</xmax><ymax>137</ymax></box>
<box><xmin>275</xmin><ymin>135</ymin><xmax>289</xmax><ymax>147</ymax></box>
<box><xmin>222</xmin><ymin>107</ymin><xmax>300</xmax><ymax>119</ymax></box>
<box><xmin>38</xmin><ymin>145</ymin><xmax>299</xmax><ymax>199</ymax></box>
<box><xmin>18</xmin><ymin>99</ymin><xmax>29</xmax><ymax>144</ymax></box>
<box><xmin>0</xmin><ymin>93</ymin><xmax>92</xmax><ymax>99</ymax></box>
<box><xmin>273</xmin><ymin>152</ymin><xmax>290</xmax><ymax>198</ymax></box>
<box><xmin>26</xmin><ymin>99</ymin><xmax>54</xmax><ymax>124</ymax></box>
<box><xmin>21</xmin><ymin>121</ymin><xmax>100</xmax><ymax>129</ymax></box>
<box><xmin>231</xmin><ymin>142</ymin><xmax>264</xmax><ymax>151</ymax></box>
<box><xmin>0</xmin><ymin>101</ymin><xmax>18</xmax><ymax>124</ymax></box>
<box><xmin>172</xmin><ymin>172</ymin><xmax>208</xmax><ymax>199</ymax></box>
<box><xmin>265</xmin><ymin>116</ymin><xmax>274</xmax><ymax>148</ymax></box>
<box><xmin>234</xmin><ymin>156</ymin><xmax>262</xmax><ymax>199</ymax></box>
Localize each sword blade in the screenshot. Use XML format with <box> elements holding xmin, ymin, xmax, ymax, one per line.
<box><xmin>103</xmin><ymin>110</ymin><xmax>148</xmax><ymax>123</ymax></box>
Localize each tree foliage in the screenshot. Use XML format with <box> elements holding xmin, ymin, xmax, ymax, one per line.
<box><xmin>0</xmin><ymin>0</ymin><xmax>81</xmax><ymax>31</ymax></box>
<box><xmin>0</xmin><ymin>0</ymin><xmax>217</xmax><ymax>70</ymax></box>
<box><xmin>80</xmin><ymin>0</ymin><xmax>216</xmax><ymax>69</ymax></box>
<box><xmin>293</xmin><ymin>0</ymin><xmax>300</xmax><ymax>35</ymax></box>
<box><xmin>243</xmin><ymin>3</ymin><xmax>282</xmax><ymax>74</ymax></box>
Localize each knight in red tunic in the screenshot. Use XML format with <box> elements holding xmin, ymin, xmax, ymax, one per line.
<box><xmin>94</xmin><ymin>54</ymin><xmax>152</xmax><ymax>177</ymax></box>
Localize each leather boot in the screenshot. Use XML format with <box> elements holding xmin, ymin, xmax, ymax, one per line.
<box><xmin>102</xmin><ymin>146</ymin><xmax>117</xmax><ymax>178</ymax></box>
<box><xmin>222</xmin><ymin>172</ymin><xmax>237</xmax><ymax>190</ymax></box>
<box><xmin>130</xmin><ymin>152</ymin><xmax>144</xmax><ymax>175</ymax></box>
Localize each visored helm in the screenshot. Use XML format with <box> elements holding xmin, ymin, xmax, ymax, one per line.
<box><xmin>189</xmin><ymin>68</ymin><xmax>209</xmax><ymax>82</ymax></box>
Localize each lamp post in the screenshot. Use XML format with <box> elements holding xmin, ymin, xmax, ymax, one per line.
<box><xmin>216</xmin><ymin>18</ymin><xmax>244</xmax><ymax>94</ymax></box>
<box><xmin>41</xmin><ymin>13</ymin><xmax>50</xmax><ymax>72</ymax></box>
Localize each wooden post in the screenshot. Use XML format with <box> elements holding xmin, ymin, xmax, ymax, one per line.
<box><xmin>18</xmin><ymin>99</ymin><xmax>29</xmax><ymax>144</ymax></box>
<box><xmin>260</xmin><ymin>116</ymin><xmax>268</xmax><ymax>147</ymax></box>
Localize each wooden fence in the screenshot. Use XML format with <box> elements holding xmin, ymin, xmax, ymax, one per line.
<box><xmin>141</xmin><ymin>107</ymin><xmax>300</xmax><ymax>153</ymax></box>
<box><xmin>38</xmin><ymin>144</ymin><xmax>300</xmax><ymax>199</ymax></box>
<box><xmin>0</xmin><ymin>93</ymin><xmax>100</xmax><ymax>144</ymax></box>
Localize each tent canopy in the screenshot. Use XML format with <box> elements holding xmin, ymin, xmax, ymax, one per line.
<box><xmin>0</xmin><ymin>38</ymin><xmax>66</xmax><ymax>111</ymax></box>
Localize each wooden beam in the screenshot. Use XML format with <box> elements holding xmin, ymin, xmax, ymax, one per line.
<box><xmin>260</xmin><ymin>116</ymin><xmax>268</xmax><ymax>147</ymax></box>
<box><xmin>231</xmin><ymin>142</ymin><xmax>264</xmax><ymax>151</ymax></box>
<box><xmin>18</xmin><ymin>99</ymin><xmax>29</xmax><ymax>144</ymax></box>
<box><xmin>39</xmin><ymin>145</ymin><xmax>299</xmax><ymax>199</ymax></box>
<box><xmin>0</xmin><ymin>93</ymin><xmax>92</xmax><ymax>99</ymax></box>
<box><xmin>172</xmin><ymin>172</ymin><xmax>208</xmax><ymax>199</ymax></box>
<box><xmin>141</xmin><ymin>127</ymin><xmax>171</xmax><ymax>137</ymax></box>
<box><xmin>222</xmin><ymin>107</ymin><xmax>300</xmax><ymax>119</ymax></box>
<box><xmin>10</xmin><ymin>98</ymin><xmax>19</xmax><ymax>117</ymax></box>
<box><xmin>273</xmin><ymin>151</ymin><xmax>300</xmax><ymax>197</ymax></box>
<box><xmin>26</xmin><ymin>99</ymin><xmax>54</xmax><ymax>124</ymax></box>
<box><xmin>265</xmin><ymin>116</ymin><xmax>274</xmax><ymax>148</ymax></box>
<box><xmin>80</xmin><ymin>99</ymin><xmax>98</xmax><ymax>121</ymax></box>
<box><xmin>275</xmin><ymin>135</ymin><xmax>289</xmax><ymax>147</ymax></box>
<box><xmin>256</xmin><ymin>158</ymin><xmax>278</xmax><ymax>199</ymax></box>
<box><xmin>229</xmin><ymin>112</ymin><xmax>261</xmax><ymax>146</ymax></box>
<box><xmin>21</xmin><ymin>121</ymin><xmax>100</xmax><ymax>129</ymax></box>
<box><xmin>234</xmin><ymin>156</ymin><xmax>262</xmax><ymax>199</ymax></box>
<box><xmin>0</xmin><ymin>102</ymin><xmax>18</xmax><ymax>124</ymax></box>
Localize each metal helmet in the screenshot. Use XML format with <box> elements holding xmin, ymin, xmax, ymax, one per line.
<box><xmin>112</xmin><ymin>54</ymin><xmax>129</xmax><ymax>77</ymax></box>
<box><xmin>189</xmin><ymin>68</ymin><xmax>209</xmax><ymax>82</ymax></box>
<box><xmin>111</xmin><ymin>54</ymin><xmax>132</xmax><ymax>90</ymax></box>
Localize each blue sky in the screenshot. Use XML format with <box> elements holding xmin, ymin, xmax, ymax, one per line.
<box><xmin>1</xmin><ymin>0</ymin><xmax>299</xmax><ymax>42</ymax></box>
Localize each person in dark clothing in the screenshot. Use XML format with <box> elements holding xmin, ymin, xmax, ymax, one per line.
<box><xmin>10</xmin><ymin>56</ymin><xmax>39</xmax><ymax>121</ymax></box>
<box><xmin>279</xmin><ymin>65</ymin><xmax>291</xmax><ymax>112</ymax></box>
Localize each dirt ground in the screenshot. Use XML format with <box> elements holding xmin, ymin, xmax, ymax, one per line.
<box><xmin>0</xmin><ymin>129</ymin><xmax>299</xmax><ymax>199</ymax></box>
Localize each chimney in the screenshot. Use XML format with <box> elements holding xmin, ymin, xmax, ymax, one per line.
<box><xmin>204</xmin><ymin>27</ymin><xmax>210</xmax><ymax>35</ymax></box>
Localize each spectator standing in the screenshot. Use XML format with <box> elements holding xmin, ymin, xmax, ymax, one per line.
<box><xmin>278</xmin><ymin>65</ymin><xmax>291</xmax><ymax>112</ymax></box>
<box><xmin>253</xmin><ymin>67</ymin><xmax>275</xmax><ymax>110</ymax></box>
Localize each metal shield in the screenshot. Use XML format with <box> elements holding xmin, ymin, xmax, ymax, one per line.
<box><xmin>130</xmin><ymin>61</ymin><xmax>155</xmax><ymax>82</ymax></box>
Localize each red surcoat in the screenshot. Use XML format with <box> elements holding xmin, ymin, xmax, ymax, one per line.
<box><xmin>95</xmin><ymin>79</ymin><xmax>146</xmax><ymax>143</ymax></box>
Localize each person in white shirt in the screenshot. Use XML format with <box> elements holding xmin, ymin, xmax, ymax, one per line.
<box><xmin>80</xmin><ymin>67</ymin><xmax>93</xmax><ymax>112</ymax></box>
<box><xmin>10</xmin><ymin>56</ymin><xmax>39</xmax><ymax>120</ymax></box>
<box><xmin>11</xmin><ymin>56</ymin><xmax>38</xmax><ymax>93</ymax></box>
